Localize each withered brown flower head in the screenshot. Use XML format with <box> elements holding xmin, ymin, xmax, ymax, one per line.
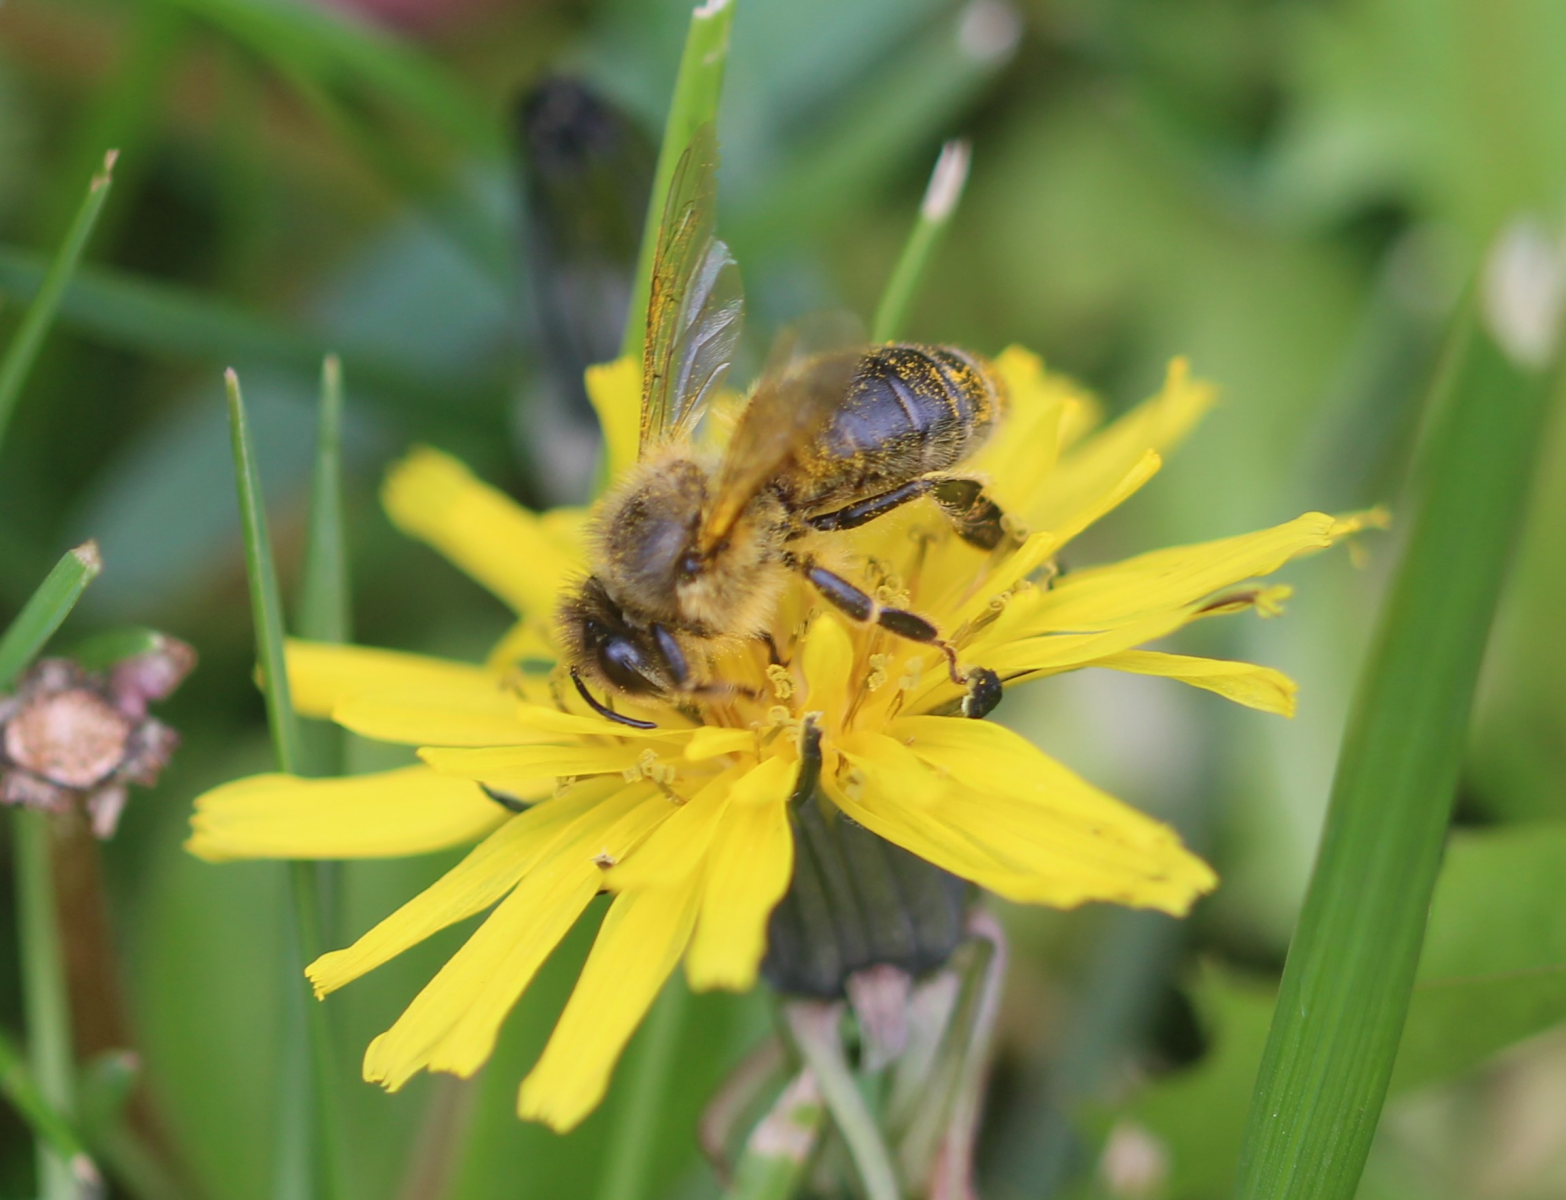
<box><xmin>0</xmin><ymin>638</ymin><xmax>195</xmax><ymax>838</ymax></box>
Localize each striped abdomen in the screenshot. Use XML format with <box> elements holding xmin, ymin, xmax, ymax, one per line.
<box><xmin>794</xmin><ymin>344</ymin><xmax>1006</xmax><ymax>510</ymax></box>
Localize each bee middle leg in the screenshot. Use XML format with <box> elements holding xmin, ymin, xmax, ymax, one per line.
<box><xmin>798</xmin><ymin>559</ymin><xmax>1002</xmax><ymax>719</ymax></box>
<box><xmin>806</xmin><ymin>476</ymin><xmax>1014</xmax><ymax>551</ymax></box>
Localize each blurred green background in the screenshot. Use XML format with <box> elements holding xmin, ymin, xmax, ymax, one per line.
<box><xmin>1</xmin><ymin>0</ymin><xmax>1565</xmax><ymax>1197</ymax></box>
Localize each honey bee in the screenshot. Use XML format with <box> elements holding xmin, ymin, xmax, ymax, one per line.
<box><xmin>559</xmin><ymin>125</ymin><xmax>1012</xmax><ymax>726</ymax></box>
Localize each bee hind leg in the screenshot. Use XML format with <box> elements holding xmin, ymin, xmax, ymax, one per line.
<box><xmin>805</xmin><ymin>477</ymin><xmax>1015</xmax><ymax>551</ymax></box>
<box><xmin>800</xmin><ymin>561</ymin><xmax>1002</xmax><ymax>720</ymax></box>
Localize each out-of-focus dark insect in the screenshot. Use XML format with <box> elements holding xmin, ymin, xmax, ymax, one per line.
<box><xmin>515</xmin><ymin>76</ymin><xmax>654</xmax><ymax>503</ymax></box>
<box><xmin>557</xmin><ymin>123</ymin><xmax>1013</xmax><ymax>725</ymax></box>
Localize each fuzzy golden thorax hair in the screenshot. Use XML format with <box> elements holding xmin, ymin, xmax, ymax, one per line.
<box><xmin>589</xmin><ymin>449</ymin><xmax>792</xmax><ymax>638</ymax></box>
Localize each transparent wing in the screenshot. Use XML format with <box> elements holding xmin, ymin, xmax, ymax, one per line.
<box><xmin>697</xmin><ymin>340</ymin><xmax>863</xmax><ymax>555</ymax></box>
<box><xmin>639</xmin><ymin>122</ymin><xmax>745</xmax><ymax>452</ymax></box>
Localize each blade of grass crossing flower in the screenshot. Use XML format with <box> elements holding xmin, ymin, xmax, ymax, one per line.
<box><xmin>224</xmin><ymin>370</ymin><xmax>344</xmax><ymax>1200</ymax></box>
<box><xmin>1232</xmin><ymin>220</ymin><xmax>1566</xmax><ymax>1200</ymax></box>
<box><xmin>14</xmin><ymin>811</ymin><xmax>91</xmax><ymax>1200</ymax></box>
<box><xmin>299</xmin><ymin>356</ymin><xmax>352</xmax><ymax>649</ymax></box>
<box><xmin>297</xmin><ymin>356</ymin><xmax>350</xmax><ymax>936</ymax></box>
<box><xmin>0</xmin><ymin>543</ymin><xmax>103</xmax><ymax>690</ymax></box>
<box><xmin>0</xmin><ymin>153</ymin><xmax>116</xmax><ymax>456</ymax></box>
<box><xmin>871</xmin><ymin>140</ymin><xmax>971</xmax><ymax>343</ymax></box>
<box><xmin>619</xmin><ymin>0</ymin><xmax>736</xmax><ymax>362</ymax></box>
<box><xmin>0</xmin><ymin>1027</ymin><xmax>100</xmax><ymax>1196</ymax></box>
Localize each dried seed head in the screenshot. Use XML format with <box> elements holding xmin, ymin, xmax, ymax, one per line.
<box><xmin>0</xmin><ymin>641</ymin><xmax>194</xmax><ymax>839</ymax></box>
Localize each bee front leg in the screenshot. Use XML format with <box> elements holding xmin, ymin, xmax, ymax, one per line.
<box><xmin>799</xmin><ymin>561</ymin><xmax>1002</xmax><ymax>720</ymax></box>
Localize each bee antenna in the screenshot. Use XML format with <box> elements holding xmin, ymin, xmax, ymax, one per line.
<box><xmin>570</xmin><ymin>667</ymin><xmax>659</xmax><ymax>730</ymax></box>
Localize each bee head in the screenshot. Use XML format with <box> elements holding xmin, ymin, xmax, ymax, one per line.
<box><xmin>557</xmin><ymin>576</ymin><xmax>690</xmax><ymax>698</ymax></box>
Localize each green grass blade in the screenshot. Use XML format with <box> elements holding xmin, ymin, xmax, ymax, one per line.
<box><xmin>225</xmin><ymin>368</ymin><xmax>304</xmax><ymax>774</ymax></box>
<box><xmin>871</xmin><ymin>139</ymin><xmax>971</xmax><ymax>343</ymax></box>
<box><xmin>594</xmin><ymin>981</ymin><xmax>693</xmax><ymax>1200</ymax></box>
<box><xmin>153</xmin><ymin>0</ymin><xmax>499</xmax><ymax>157</ymax></box>
<box><xmin>1232</xmin><ymin>219</ymin><xmax>1566</xmax><ymax>1200</ymax></box>
<box><xmin>298</xmin><ymin>355</ymin><xmax>351</xmax><ymax>647</ymax></box>
<box><xmin>0</xmin><ymin>246</ymin><xmax>498</xmax><ymax>421</ymax></box>
<box><xmin>0</xmin><ymin>543</ymin><xmax>103</xmax><ymax>691</ymax></box>
<box><xmin>620</xmin><ymin>0</ymin><xmax>737</xmax><ymax>362</ymax></box>
<box><xmin>0</xmin><ymin>1027</ymin><xmax>100</xmax><ymax>1195</ymax></box>
<box><xmin>0</xmin><ymin>153</ymin><xmax>116</xmax><ymax>456</ymax></box>
<box><xmin>223</xmin><ymin>369</ymin><xmax>343</xmax><ymax>1200</ymax></box>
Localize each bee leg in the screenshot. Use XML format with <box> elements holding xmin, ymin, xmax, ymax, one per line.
<box><xmin>925</xmin><ymin>477</ymin><xmax>1014</xmax><ymax>552</ymax></box>
<box><xmin>806</xmin><ymin>477</ymin><xmax>1015</xmax><ymax>552</ymax></box>
<box><xmin>802</xmin><ymin>562</ymin><xmax>1002</xmax><ymax>719</ymax></box>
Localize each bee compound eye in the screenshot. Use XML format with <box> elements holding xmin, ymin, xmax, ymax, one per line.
<box><xmin>599</xmin><ymin>636</ymin><xmax>659</xmax><ymax>693</ymax></box>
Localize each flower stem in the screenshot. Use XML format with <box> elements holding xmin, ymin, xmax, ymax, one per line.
<box><xmin>594</xmin><ymin>978</ymin><xmax>690</xmax><ymax>1200</ymax></box>
<box><xmin>224</xmin><ymin>369</ymin><xmax>343</xmax><ymax>1200</ymax></box>
<box><xmin>871</xmin><ymin>140</ymin><xmax>971</xmax><ymax>344</ymax></box>
<box><xmin>619</xmin><ymin>0</ymin><xmax>736</xmax><ymax>362</ymax></box>
<box><xmin>14</xmin><ymin>809</ymin><xmax>84</xmax><ymax>1200</ymax></box>
<box><xmin>1233</xmin><ymin>219</ymin><xmax>1566</xmax><ymax>1199</ymax></box>
<box><xmin>784</xmin><ymin>1001</ymin><xmax>902</xmax><ymax>1200</ymax></box>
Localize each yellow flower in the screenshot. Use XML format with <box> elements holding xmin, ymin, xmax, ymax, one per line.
<box><xmin>187</xmin><ymin>347</ymin><xmax>1378</xmax><ymax>1132</ymax></box>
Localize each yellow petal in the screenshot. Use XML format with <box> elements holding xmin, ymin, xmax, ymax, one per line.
<box><xmin>382</xmin><ymin>447</ymin><xmax>582</xmax><ymax>617</ymax></box>
<box><xmin>729</xmin><ymin>754</ymin><xmax>798</xmax><ymax>804</ymax></box>
<box><xmin>307</xmin><ymin>780</ymin><xmax>619</xmax><ymax>996</ymax></box>
<box><xmin>1030</xmin><ymin>510</ymin><xmax>1381</xmax><ymax>633</ymax></box>
<box><xmin>685</xmin><ymin>795</ymin><xmax>794</xmax><ymax>991</ymax></box>
<box><xmin>838</xmin><ymin>731</ymin><xmax>946</xmax><ymax>807</ymax></box>
<box><xmin>856</xmin><ymin>718</ymin><xmax>1216</xmax><ymax>913</ymax></box>
<box><xmin>361</xmin><ymin>783</ymin><xmax>668</xmax><ymax>1091</ymax></box>
<box><xmin>947</xmin><ymin>451</ymin><xmax>1162</xmax><ymax>628</ymax></box>
<box><xmin>286</xmin><ymin>639</ymin><xmax>494</xmax><ymax>721</ymax></box>
<box><xmin>585</xmin><ymin>356</ymin><xmax>641</xmax><ymax>486</ymax></box>
<box><xmin>1022</xmin><ymin>357</ymin><xmax>1214</xmax><ymax>532</ymax></box>
<box><xmin>334</xmin><ymin>686</ymin><xmax>527</xmax><ymax>746</ymax></box>
<box><xmin>604</xmin><ymin>765</ymin><xmax>745</xmax><ymax>890</ymax></box>
<box><xmin>684</xmin><ymin>726</ymin><xmax>756</xmax><ymax>760</ymax></box>
<box><xmin>419</xmin><ymin>741</ymin><xmax>648</xmax><ymax>780</ymax></box>
<box><xmin>800</xmin><ymin>613</ymin><xmax>854</xmax><ymax>732</ymax></box>
<box><xmin>1096</xmin><ymin>650</ymin><xmax>1298</xmax><ymax>715</ymax></box>
<box><xmin>518</xmin><ymin>881</ymin><xmax>703</xmax><ymax>1131</ymax></box>
<box><xmin>187</xmin><ymin>766</ymin><xmax>505</xmax><ymax>862</ymax></box>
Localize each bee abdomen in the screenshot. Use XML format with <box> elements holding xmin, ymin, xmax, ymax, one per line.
<box><xmin>803</xmin><ymin>344</ymin><xmax>1004</xmax><ymax>504</ymax></box>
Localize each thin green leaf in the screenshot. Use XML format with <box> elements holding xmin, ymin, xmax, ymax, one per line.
<box><xmin>68</xmin><ymin>628</ymin><xmax>166</xmax><ymax>672</ymax></box>
<box><xmin>224</xmin><ymin>369</ymin><xmax>343</xmax><ymax>1200</ymax></box>
<box><xmin>152</xmin><ymin>0</ymin><xmax>499</xmax><ymax>157</ymax></box>
<box><xmin>225</xmin><ymin>368</ymin><xmax>303</xmax><ymax>774</ymax></box>
<box><xmin>620</xmin><ymin>0</ymin><xmax>737</xmax><ymax>362</ymax></box>
<box><xmin>595</xmin><ymin>981</ymin><xmax>692</xmax><ymax>1200</ymax></box>
<box><xmin>0</xmin><ymin>1020</ymin><xmax>100</xmax><ymax>1196</ymax></box>
<box><xmin>0</xmin><ymin>153</ymin><xmax>116</xmax><ymax>456</ymax></box>
<box><xmin>0</xmin><ymin>543</ymin><xmax>103</xmax><ymax>691</ymax></box>
<box><xmin>1232</xmin><ymin>220</ymin><xmax>1566</xmax><ymax>1200</ymax></box>
<box><xmin>1121</xmin><ymin>823</ymin><xmax>1566</xmax><ymax>1197</ymax></box>
<box><xmin>298</xmin><ymin>355</ymin><xmax>351</xmax><ymax>647</ymax></box>
<box><xmin>0</xmin><ymin>245</ymin><xmax>498</xmax><ymax>420</ymax></box>
<box><xmin>872</xmin><ymin>140</ymin><xmax>971</xmax><ymax>343</ymax></box>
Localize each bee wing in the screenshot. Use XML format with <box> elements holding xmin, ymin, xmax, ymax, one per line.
<box><xmin>697</xmin><ymin>343</ymin><xmax>862</xmax><ymax>554</ymax></box>
<box><xmin>640</xmin><ymin>122</ymin><xmax>745</xmax><ymax>453</ymax></box>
